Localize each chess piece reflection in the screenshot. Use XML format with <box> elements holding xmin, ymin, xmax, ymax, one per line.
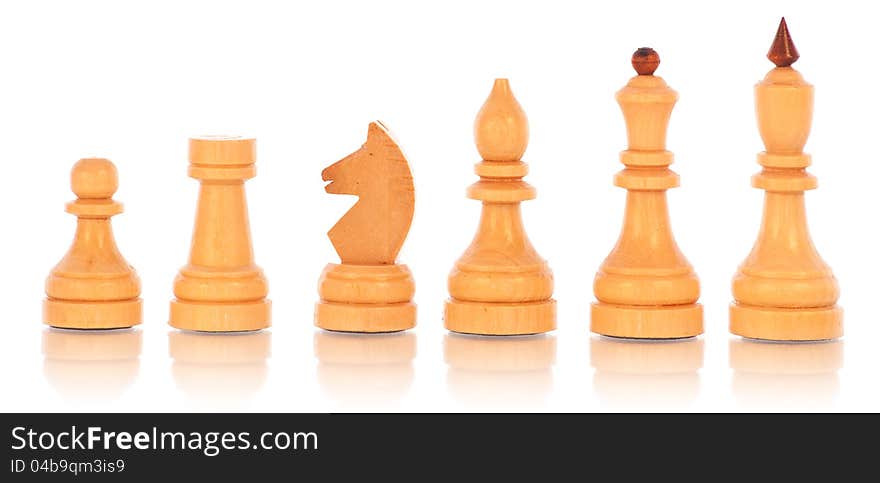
<box><xmin>314</xmin><ymin>331</ymin><xmax>415</xmax><ymax>407</ymax></box>
<box><xmin>170</xmin><ymin>136</ymin><xmax>271</xmax><ymax>332</ymax></box>
<box><xmin>591</xmin><ymin>48</ymin><xmax>702</xmax><ymax>339</ymax></box>
<box><xmin>444</xmin><ymin>334</ymin><xmax>556</xmax><ymax>408</ymax></box>
<box><xmin>169</xmin><ymin>331</ymin><xmax>270</xmax><ymax>407</ymax></box>
<box><xmin>445</xmin><ymin>79</ymin><xmax>556</xmax><ymax>335</ymax></box>
<box><xmin>591</xmin><ymin>337</ymin><xmax>703</xmax><ymax>408</ymax></box>
<box><xmin>730</xmin><ymin>339</ymin><xmax>842</xmax><ymax>409</ymax></box>
<box><xmin>730</xmin><ymin>18</ymin><xmax>842</xmax><ymax>340</ymax></box>
<box><xmin>315</xmin><ymin>122</ymin><xmax>417</xmax><ymax>332</ymax></box>
<box><xmin>44</xmin><ymin>158</ymin><xmax>142</xmax><ymax>329</ymax></box>
<box><xmin>42</xmin><ymin>328</ymin><xmax>142</xmax><ymax>401</ymax></box>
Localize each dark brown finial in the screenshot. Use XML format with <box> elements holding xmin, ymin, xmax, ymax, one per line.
<box><xmin>631</xmin><ymin>47</ymin><xmax>660</xmax><ymax>75</ymax></box>
<box><xmin>767</xmin><ymin>17</ymin><xmax>799</xmax><ymax>67</ymax></box>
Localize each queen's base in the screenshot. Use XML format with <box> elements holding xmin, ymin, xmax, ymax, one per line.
<box><xmin>591</xmin><ymin>302</ymin><xmax>703</xmax><ymax>339</ymax></box>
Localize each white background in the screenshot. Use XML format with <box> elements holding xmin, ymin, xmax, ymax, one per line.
<box><xmin>0</xmin><ymin>0</ymin><xmax>875</xmax><ymax>412</ymax></box>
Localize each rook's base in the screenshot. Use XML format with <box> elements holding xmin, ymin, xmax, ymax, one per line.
<box><xmin>444</xmin><ymin>299</ymin><xmax>556</xmax><ymax>335</ymax></box>
<box><xmin>730</xmin><ymin>303</ymin><xmax>842</xmax><ymax>341</ymax></box>
<box><xmin>591</xmin><ymin>302</ymin><xmax>703</xmax><ymax>339</ymax></box>
<box><xmin>169</xmin><ymin>299</ymin><xmax>271</xmax><ymax>332</ymax></box>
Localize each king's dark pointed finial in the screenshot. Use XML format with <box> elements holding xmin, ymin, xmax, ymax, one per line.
<box><xmin>768</xmin><ymin>17</ymin><xmax>799</xmax><ymax>67</ymax></box>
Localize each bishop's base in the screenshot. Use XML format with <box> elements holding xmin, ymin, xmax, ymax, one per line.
<box><xmin>444</xmin><ymin>299</ymin><xmax>556</xmax><ymax>336</ymax></box>
<box><xmin>590</xmin><ymin>302</ymin><xmax>703</xmax><ymax>339</ymax></box>
<box><xmin>43</xmin><ymin>298</ymin><xmax>142</xmax><ymax>329</ymax></box>
<box><xmin>730</xmin><ymin>303</ymin><xmax>843</xmax><ymax>341</ymax></box>
<box><xmin>169</xmin><ymin>299</ymin><xmax>271</xmax><ymax>332</ymax></box>
<box><xmin>315</xmin><ymin>301</ymin><xmax>416</xmax><ymax>333</ymax></box>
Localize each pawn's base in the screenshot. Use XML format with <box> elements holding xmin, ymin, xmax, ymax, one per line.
<box><xmin>315</xmin><ymin>301</ymin><xmax>416</xmax><ymax>333</ymax></box>
<box><xmin>169</xmin><ymin>299</ymin><xmax>271</xmax><ymax>332</ymax></box>
<box><xmin>43</xmin><ymin>298</ymin><xmax>142</xmax><ymax>329</ymax></box>
<box><xmin>591</xmin><ymin>302</ymin><xmax>703</xmax><ymax>339</ymax></box>
<box><xmin>729</xmin><ymin>303</ymin><xmax>842</xmax><ymax>341</ymax></box>
<box><xmin>444</xmin><ymin>299</ymin><xmax>556</xmax><ymax>335</ymax></box>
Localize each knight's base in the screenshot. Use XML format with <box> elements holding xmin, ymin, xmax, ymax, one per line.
<box><xmin>444</xmin><ymin>299</ymin><xmax>556</xmax><ymax>335</ymax></box>
<box><xmin>169</xmin><ymin>299</ymin><xmax>271</xmax><ymax>332</ymax></box>
<box><xmin>730</xmin><ymin>303</ymin><xmax>843</xmax><ymax>341</ymax></box>
<box><xmin>315</xmin><ymin>263</ymin><xmax>416</xmax><ymax>333</ymax></box>
<box><xmin>44</xmin><ymin>297</ymin><xmax>142</xmax><ymax>330</ymax></box>
<box><xmin>315</xmin><ymin>301</ymin><xmax>416</xmax><ymax>333</ymax></box>
<box><xmin>591</xmin><ymin>302</ymin><xmax>703</xmax><ymax>339</ymax></box>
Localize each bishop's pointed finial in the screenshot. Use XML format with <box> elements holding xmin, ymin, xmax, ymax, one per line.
<box><xmin>768</xmin><ymin>17</ymin><xmax>799</xmax><ymax>67</ymax></box>
<box><xmin>474</xmin><ymin>78</ymin><xmax>529</xmax><ymax>161</ymax></box>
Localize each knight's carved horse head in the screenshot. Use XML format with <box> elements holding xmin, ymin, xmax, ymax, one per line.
<box><xmin>322</xmin><ymin>122</ymin><xmax>415</xmax><ymax>265</ymax></box>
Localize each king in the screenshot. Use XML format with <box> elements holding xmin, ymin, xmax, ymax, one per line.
<box><xmin>730</xmin><ymin>18</ymin><xmax>842</xmax><ymax>341</ymax></box>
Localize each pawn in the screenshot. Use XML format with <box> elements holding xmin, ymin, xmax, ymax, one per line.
<box><xmin>170</xmin><ymin>136</ymin><xmax>271</xmax><ymax>332</ymax></box>
<box><xmin>730</xmin><ymin>18</ymin><xmax>842</xmax><ymax>340</ymax></box>
<box><xmin>315</xmin><ymin>122</ymin><xmax>416</xmax><ymax>332</ymax></box>
<box><xmin>590</xmin><ymin>48</ymin><xmax>703</xmax><ymax>339</ymax></box>
<box><xmin>43</xmin><ymin>158</ymin><xmax>142</xmax><ymax>329</ymax></box>
<box><xmin>444</xmin><ymin>79</ymin><xmax>556</xmax><ymax>335</ymax></box>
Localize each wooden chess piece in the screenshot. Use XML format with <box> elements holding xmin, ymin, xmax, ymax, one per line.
<box><xmin>43</xmin><ymin>158</ymin><xmax>142</xmax><ymax>329</ymax></box>
<box><xmin>169</xmin><ymin>136</ymin><xmax>271</xmax><ymax>332</ymax></box>
<box><xmin>730</xmin><ymin>18</ymin><xmax>842</xmax><ymax>341</ymax></box>
<box><xmin>591</xmin><ymin>48</ymin><xmax>703</xmax><ymax>339</ymax></box>
<box><xmin>444</xmin><ymin>79</ymin><xmax>556</xmax><ymax>335</ymax></box>
<box><xmin>315</xmin><ymin>121</ymin><xmax>416</xmax><ymax>332</ymax></box>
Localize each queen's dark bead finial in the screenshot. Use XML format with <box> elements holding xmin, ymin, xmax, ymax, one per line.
<box><xmin>631</xmin><ymin>47</ymin><xmax>660</xmax><ymax>76</ymax></box>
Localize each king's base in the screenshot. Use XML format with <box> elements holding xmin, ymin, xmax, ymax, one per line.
<box><xmin>43</xmin><ymin>298</ymin><xmax>142</xmax><ymax>329</ymax></box>
<box><xmin>591</xmin><ymin>302</ymin><xmax>703</xmax><ymax>339</ymax></box>
<box><xmin>444</xmin><ymin>299</ymin><xmax>556</xmax><ymax>335</ymax></box>
<box><xmin>730</xmin><ymin>303</ymin><xmax>843</xmax><ymax>341</ymax></box>
<box><xmin>169</xmin><ymin>299</ymin><xmax>271</xmax><ymax>332</ymax></box>
<box><xmin>315</xmin><ymin>301</ymin><xmax>416</xmax><ymax>333</ymax></box>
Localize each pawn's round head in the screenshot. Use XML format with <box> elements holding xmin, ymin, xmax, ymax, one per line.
<box><xmin>71</xmin><ymin>158</ymin><xmax>118</xmax><ymax>199</ymax></box>
<box><xmin>632</xmin><ymin>47</ymin><xmax>660</xmax><ymax>76</ymax></box>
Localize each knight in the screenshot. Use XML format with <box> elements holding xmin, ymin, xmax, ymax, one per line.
<box><xmin>314</xmin><ymin>121</ymin><xmax>417</xmax><ymax>333</ymax></box>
